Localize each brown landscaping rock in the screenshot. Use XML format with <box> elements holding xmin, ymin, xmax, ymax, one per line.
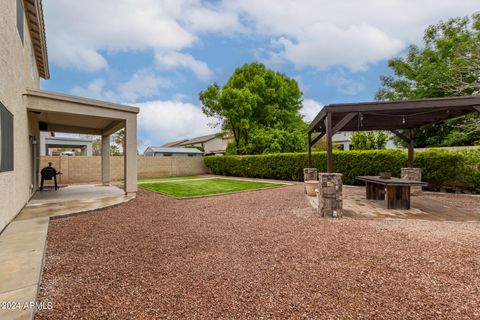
<box><xmin>36</xmin><ymin>185</ymin><xmax>480</xmax><ymax>319</ymax></box>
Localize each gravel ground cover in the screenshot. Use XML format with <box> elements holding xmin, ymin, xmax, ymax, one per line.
<box><xmin>140</xmin><ymin>177</ymin><xmax>283</xmax><ymax>198</ymax></box>
<box><xmin>36</xmin><ymin>185</ymin><xmax>480</xmax><ymax>319</ymax></box>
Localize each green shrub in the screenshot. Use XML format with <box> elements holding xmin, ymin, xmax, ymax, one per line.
<box><xmin>204</xmin><ymin>149</ymin><xmax>480</xmax><ymax>192</ymax></box>
<box><xmin>205</xmin><ymin>150</ymin><xmax>407</xmax><ymax>185</ymax></box>
<box><xmin>414</xmin><ymin>150</ymin><xmax>466</xmax><ymax>190</ymax></box>
<box><xmin>455</xmin><ymin>149</ymin><xmax>480</xmax><ymax>193</ymax></box>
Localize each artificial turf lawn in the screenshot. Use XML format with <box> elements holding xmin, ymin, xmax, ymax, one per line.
<box><xmin>140</xmin><ymin>178</ymin><xmax>283</xmax><ymax>198</ymax></box>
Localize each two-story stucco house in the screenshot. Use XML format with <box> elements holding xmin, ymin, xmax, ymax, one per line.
<box><xmin>0</xmin><ymin>0</ymin><xmax>139</xmax><ymax>232</ymax></box>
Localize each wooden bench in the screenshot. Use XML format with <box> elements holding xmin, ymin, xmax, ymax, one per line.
<box><xmin>356</xmin><ymin>176</ymin><xmax>427</xmax><ymax>209</ymax></box>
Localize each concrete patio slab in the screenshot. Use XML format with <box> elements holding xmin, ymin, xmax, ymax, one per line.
<box><xmin>0</xmin><ymin>218</ymin><xmax>48</xmax><ymax>320</ymax></box>
<box><xmin>0</xmin><ymin>286</ymin><xmax>39</xmax><ymax>320</ymax></box>
<box><xmin>29</xmin><ymin>184</ymin><xmax>125</xmax><ymax>204</ymax></box>
<box><xmin>16</xmin><ymin>185</ymin><xmax>134</xmax><ymax>221</ymax></box>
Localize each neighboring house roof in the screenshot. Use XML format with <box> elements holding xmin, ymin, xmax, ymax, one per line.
<box><xmin>145</xmin><ymin>147</ymin><xmax>203</xmax><ymax>154</ymax></box>
<box><xmin>179</xmin><ymin>133</ymin><xmax>219</xmax><ymax>145</ymax></box>
<box><xmin>160</xmin><ymin>139</ymin><xmax>189</xmax><ymax>147</ymax></box>
<box><xmin>23</xmin><ymin>0</ymin><xmax>49</xmax><ymax>79</ymax></box>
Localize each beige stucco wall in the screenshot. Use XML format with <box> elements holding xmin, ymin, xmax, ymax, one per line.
<box><xmin>39</xmin><ymin>156</ymin><xmax>208</xmax><ymax>184</ymax></box>
<box><xmin>0</xmin><ymin>0</ymin><xmax>41</xmax><ymax>231</ymax></box>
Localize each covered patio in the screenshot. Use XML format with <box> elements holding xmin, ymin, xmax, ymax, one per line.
<box><xmin>25</xmin><ymin>89</ymin><xmax>139</xmax><ymax>195</ymax></box>
<box><xmin>307</xmin><ymin>95</ymin><xmax>480</xmax><ymax>216</ymax></box>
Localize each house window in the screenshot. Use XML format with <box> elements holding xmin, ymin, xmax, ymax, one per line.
<box><xmin>0</xmin><ymin>102</ymin><xmax>14</xmax><ymax>172</ymax></box>
<box><xmin>16</xmin><ymin>0</ymin><xmax>24</xmax><ymax>44</ymax></box>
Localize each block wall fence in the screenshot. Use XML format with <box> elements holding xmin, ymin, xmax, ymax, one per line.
<box><xmin>40</xmin><ymin>156</ymin><xmax>209</xmax><ymax>184</ymax></box>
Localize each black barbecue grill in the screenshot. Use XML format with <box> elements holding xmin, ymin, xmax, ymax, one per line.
<box><xmin>40</xmin><ymin>162</ymin><xmax>62</xmax><ymax>191</ymax></box>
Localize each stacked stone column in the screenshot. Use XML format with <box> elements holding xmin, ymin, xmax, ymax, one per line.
<box><xmin>401</xmin><ymin>168</ymin><xmax>422</xmax><ymax>195</ymax></box>
<box><xmin>318</xmin><ymin>173</ymin><xmax>343</xmax><ymax>218</ymax></box>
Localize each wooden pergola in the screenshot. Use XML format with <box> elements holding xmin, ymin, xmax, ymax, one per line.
<box><xmin>308</xmin><ymin>95</ymin><xmax>480</xmax><ymax>172</ymax></box>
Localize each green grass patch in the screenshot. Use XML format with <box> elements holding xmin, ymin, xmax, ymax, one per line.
<box><xmin>118</xmin><ymin>175</ymin><xmax>202</xmax><ymax>182</ymax></box>
<box><xmin>137</xmin><ymin>175</ymin><xmax>201</xmax><ymax>182</ymax></box>
<box><xmin>141</xmin><ymin>178</ymin><xmax>283</xmax><ymax>198</ymax></box>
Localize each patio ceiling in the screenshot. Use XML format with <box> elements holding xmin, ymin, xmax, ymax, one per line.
<box><xmin>24</xmin><ymin>89</ymin><xmax>139</xmax><ymax>135</ymax></box>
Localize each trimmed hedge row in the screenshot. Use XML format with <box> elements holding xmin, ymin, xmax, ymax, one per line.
<box><xmin>204</xmin><ymin>149</ymin><xmax>479</xmax><ymax>191</ymax></box>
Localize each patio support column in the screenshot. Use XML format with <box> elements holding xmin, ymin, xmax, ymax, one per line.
<box><xmin>325</xmin><ymin>112</ymin><xmax>333</xmax><ymax>173</ymax></box>
<box><xmin>101</xmin><ymin>134</ymin><xmax>110</xmax><ymax>186</ymax></box>
<box><xmin>124</xmin><ymin>115</ymin><xmax>137</xmax><ymax>195</ymax></box>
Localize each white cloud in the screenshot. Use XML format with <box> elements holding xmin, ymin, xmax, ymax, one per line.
<box><xmin>155</xmin><ymin>51</ymin><xmax>213</xmax><ymax>81</ymax></box>
<box><xmin>183</xmin><ymin>5</ymin><xmax>244</xmax><ymax>34</ymax></box>
<box><xmin>301</xmin><ymin>99</ymin><xmax>323</xmax><ymax>122</ymax></box>
<box><xmin>326</xmin><ymin>69</ymin><xmax>366</xmax><ymax>95</ymax></box>
<box><xmin>70</xmin><ymin>70</ymin><xmax>171</xmax><ymax>103</ymax></box>
<box><xmin>44</xmin><ymin>0</ymin><xmax>241</xmax><ymax>72</ymax></box>
<box><xmin>135</xmin><ymin>100</ymin><xmax>216</xmax><ymax>146</ymax></box>
<box><xmin>117</xmin><ymin>70</ymin><xmax>173</xmax><ymax>102</ymax></box>
<box><xmin>223</xmin><ymin>0</ymin><xmax>479</xmax><ymax>71</ymax></box>
<box><xmin>277</xmin><ymin>23</ymin><xmax>404</xmax><ymax>71</ymax></box>
<box><xmin>44</xmin><ymin>0</ymin><xmax>479</xmax><ymax>74</ymax></box>
<box><xmin>70</xmin><ymin>79</ymin><xmax>115</xmax><ymax>101</ymax></box>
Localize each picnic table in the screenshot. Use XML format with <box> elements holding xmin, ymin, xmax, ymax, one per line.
<box><xmin>356</xmin><ymin>176</ymin><xmax>427</xmax><ymax>209</ymax></box>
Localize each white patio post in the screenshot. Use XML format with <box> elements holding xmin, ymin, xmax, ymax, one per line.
<box><xmin>101</xmin><ymin>134</ymin><xmax>110</xmax><ymax>186</ymax></box>
<box><xmin>124</xmin><ymin>115</ymin><xmax>137</xmax><ymax>194</ymax></box>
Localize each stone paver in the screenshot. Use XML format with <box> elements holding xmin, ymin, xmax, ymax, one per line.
<box><xmin>309</xmin><ymin>185</ymin><xmax>480</xmax><ymax>221</ymax></box>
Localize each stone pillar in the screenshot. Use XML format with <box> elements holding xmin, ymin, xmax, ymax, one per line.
<box><xmin>101</xmin><ymin>135</ymin><xmax>110</xmax><ymax>186</ymax></box>
<box><xmin>318</xmin><ymin>173</ymin><xmax>343</xmax><ymax>218</ymax></box>
<box><xmin>401</xmin><ymin>167</ymin><xmax>422</xmax><ymax>195</ymax></box>
<box><xmin>304</xmin><ymin>168</ymin><xmax>318</xmax><ymax>193</ymax></box>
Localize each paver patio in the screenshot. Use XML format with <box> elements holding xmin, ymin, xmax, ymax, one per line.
<box><xmin>35</xmin><ymin>185</ymin><xmax>480</xmax><ymax>319</ymax></box>
<box><xmin>309</xmin><ymin>185</ymin><xmax>480</xmax><ymax>222</ymax></box>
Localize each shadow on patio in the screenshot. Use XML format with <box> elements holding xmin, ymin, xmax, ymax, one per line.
<box><xmin>15</xmin><ymin>184</ymin><xmax>134</xmax><ymax>221</ymax></box>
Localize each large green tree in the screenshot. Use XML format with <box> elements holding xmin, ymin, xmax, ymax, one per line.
<box><xmin>376</xmin><ymin>13</ymin><xmax>480</xmax><ymax>147</ymax></box>
<box><xmin>199</xmin><ymin>62</ymin><xmax>307</xmax><ymax>154</ymax></box>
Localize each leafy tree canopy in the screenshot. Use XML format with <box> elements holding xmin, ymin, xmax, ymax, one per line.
<box><xmin>351</xmin><ymin>131</ymin><xmax>388</xmax><ymax>150</ymax></box>
<box><xmin>376</xmin><ymin>13</ymin><xmax>480</xmax><ymax>147</ymax></box>
<box><xmin>199</xmin><ymin>62</ymin><xmax>307</xmax><ymax>154</ymax></box>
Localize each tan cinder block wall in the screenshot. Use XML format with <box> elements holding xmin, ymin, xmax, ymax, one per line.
<box><xmin>0</xmin><ymin>0</ymin><xmax>42</xmax><ymax>231</ymax></box>
<box><xmin>40</xmin><ymin>156</ymin><xmax>208</xmax><ymax>184</ymax></box>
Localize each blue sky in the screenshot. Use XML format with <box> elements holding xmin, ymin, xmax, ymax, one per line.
<box><xmin>40</xmin><ymin>0</ymin><xmax>479</xmax><ymax>151</ymax></box>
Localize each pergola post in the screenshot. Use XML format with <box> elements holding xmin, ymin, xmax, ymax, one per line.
<box><xmin>408</xmin><ymin>128</ymin><xmax>416</xmax><ymax>168</ymax></box>
<box><xmin>101</xmin><ymin>134</ymin><xmax>110</xmax><ymax>186</ymax></box>
<box><xmin>124</xmin><ymin>116</ymin><xmax>137</xmax><ymax>195</ymax></box>
<box><xmin>325</xmin><ymin>112</ymin><xmax>333</xmax><ymax>173</ymax></box>
<box><xmin>307</xmin><ymin>132</ymin><xmax>312</xmax><ymax>167</ymax></box>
